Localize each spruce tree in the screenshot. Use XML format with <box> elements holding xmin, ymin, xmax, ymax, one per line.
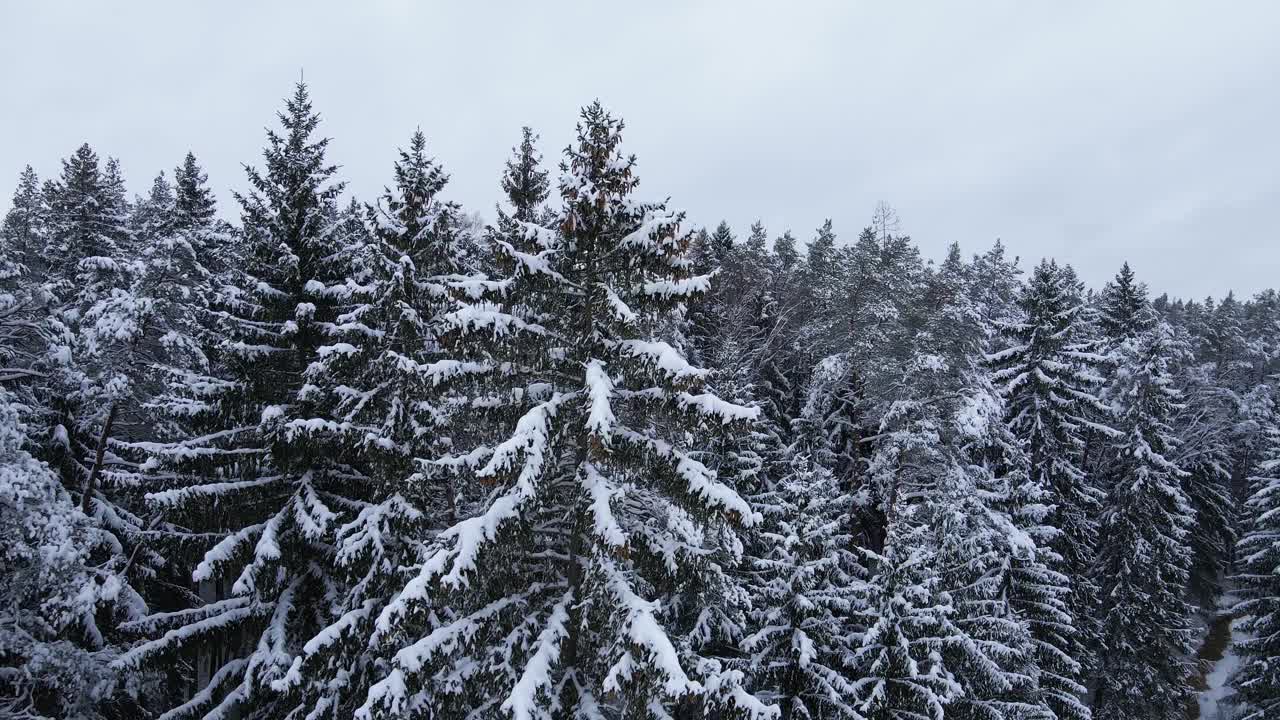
<box><xmin>271</xmin><ymin>129</ymin><xmax>472</xmax><ymax>718</ymax></box>
<box><xmin>850</xmin><ymin>479</ymin><xmax>960</xmax><ymax>720</ymax></box>
<box><xmin>116</xmin><ymin>84</ymin><xmax>356</xmax><ymax>720</ymax></box>
<box><xmin>742</xmin><ymin>453</ymin><xmax>865</xmax><ymax>720</ymax></box>
<box><xmin>174</xmin><ymin>151</ymin><xmax>219</xmax><ymax>231</ymax></box>
<box><xmin>1092</xmin><ymin>322</ymin><xmax>1196</xmax><ymax>720</ymax></box>
<box><xmin>1098</xmin><ymin>262</ymin><xmax>1151</xmax><ymax>341</ymax></box>
<box><xmin>357</xmin><ymin>103</ymin><xmax>772</xmax><ymax>720</ymax></box>
<box><xmin>0</xmin><ymin>387</ymin><xmax>155</xmax><ymax>719</ymax></box>
<box><xmin>0</xmin><ymin>167</ymin><xmax>48</xmax><ymax>389</ymax></box>
<box><xmin>0</xmin><ymin>166</ymin><xmax>45</xmax><ymax>286</ymax></box>
<box><xmin>988</xmin><ymin>259</ymin><xmax>1109</xmax><ymax>717</ymax></box>
<box><xmin>773</xmin><ymin>230</ymin><xmax>799</xmax><ymax>276</ymax></box>
<box><xmin>1229</xmin><ymin>412</ymin><xmax>1280</xmax><ymax>720</ymax></box>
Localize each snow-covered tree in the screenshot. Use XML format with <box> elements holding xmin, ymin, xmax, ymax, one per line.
<box><xmin>116</xmin><ymin>83</ymin><xmax>358</xmax><ymax>720</ymax></box>
<box><xmin>1229</xmin><ymin>413</ymin><xmax>1280</xmax><ymax>720</ymax></box>
<box><xmin>988</xmin><ymin>259</ymin><xmax>1109</xmax><ymax>714</ymax></box>
<box><xmin>0</xmin><ymin>384</ymin><xmax>159</xmax><ymax>719</ymax></box>
<box><xmin>743</xmin><ymin>453</ymin><xmax>866</xmax><ymax>719</ymax></box>
<box><xmin>0</xmin><ymin>166</ymin><xmax>46</xmax><ymax>289</ymax></box>
<box><xmin>1098</xmin><ymin>263</ymin><xmax>1152</xmax><ymax>342</ymax></box>
<box><xmin>357</xmin><ymin>103</ymin><xmax>773</xmax><ymax>720</ymax></box>
<box><xmin>1092</xmin><ymin>322</ymin><xmax>1196</xmax><ymax>720</ymax></box>
<box><xmin>269</xmin><ymin>129</ymin><xmax>474</xmax><ymax>718</ymax></box>
<box><xmin>849</xmin><ymin>486</ymin><xmax>959</xmax><ymax>720</ymax></box>
<box><xmin>0</xmin><ymin>166</ymin><xmax>50</xmax><ymax>393</ymax></box>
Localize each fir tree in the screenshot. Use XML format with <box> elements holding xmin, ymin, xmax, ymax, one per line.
<box><xmin>1092</xmin><ymin>322</ymin><xmax>1197</xmax><ymax>720</ymax></box>
<box><xmin>357</xmin><ymin>103</ymin><xmax>772</xmax><ymax>720</ymax></box>
<box><xmin>742</xmin><ymin>454</ymin><xmax>866</xmax><ymax>720</ymax></box>
<box><xmin>117</xmin><ymin>84</ymin><xmax>355</xmax><ymax>720</ymax></box>
<box><xmin>272</xmin><ymin>129</ymin><xmax>471</xmax><ymax>718</ymax></box>
<box><xmin>174</xmin><ymin>151</ymin><xmax>219</xmax><ymax>232</ymax></box>
<box><xmin>988</xmin><ymin>259</ymin><xmax>1110</xmax><ymax>716</ymax></box>
<box><xmin>850</xmin><ymin>485</ymin><xmax>960</xmax><ymax>720</ymax></box>
<box><xmin>1098</xmin><ymin>262</ymin><xmax>1151</xmax><ymax>342</ymax></box>
<box><xmin>1229</xmin><ymin>409</ymin><xmax>1280</xmax><ymax>720</ymax></box>
<box><xmin>0</xmin><ymin>387</ymin><xmax>154</xmax><ymax>720</ymax></box>
<box><xmin>0</xmin><ymin>167</ymin><xmax>49</xmax><ymax>390</ymax></box>
<box><xmin>0</xmin><ymin>165</ymin><xmax>45</xmax><ymax>286</ymax></box>
<box><xmin>773</xmin><ymin>231</ymin><xmax>799</xmax><ymax>276</ymax></box>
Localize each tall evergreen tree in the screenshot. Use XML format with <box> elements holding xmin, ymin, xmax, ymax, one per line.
<box><xmin>1228</xmin><ymin>401</ymin><xmax>1280</xmax><ymax>720</ymax></box>
<box><xmin>0</xmin><ymin>165</ymin><xmax>45</xmax><ymax>286</ymax></box>
<box><xmin>988</xmin><ymin>260</ymin><xmax>1109</xmax><ymax>717</ymax></box>
<box><xmin>272</xmin><ymin>129</ymin><xmax>472</xmax><ymax>718</ymax></box>
<box><xmin>174</xmin><ymin>151</ymin><xmax>219</xmax><ymax>232</ymax></box>
<box><xmin>0</xmin><ymin>386</ymin><xmax>156</xmax><ymax>720</ymax></box>
<box><xmin>116</xmin><ymin>84</ymin><xmax>356</xmax><ymax>720</ymax></box>
<box><xmin>849</xmin><ymin>471</ymin><xmax>960</xmax><ymax>720</ymax></box>
<box><xmin>1092</xmin><ymin>322</ymin><xmax>1196</xmax><ymax>720</ymax></box>
<box><xmin>742</xmin><ymin>453</ymin><xmax>866</xmax><ymax>720</ymax></box>
<box><xmin>1098</xmin><ymin>262</ymin><xmax>1151</xmax><ymax>341</ymax></box>
<box><xmin>357</xmin><ymin>103</ymin><xmax>772</xmax><ymax>720</ymax></box>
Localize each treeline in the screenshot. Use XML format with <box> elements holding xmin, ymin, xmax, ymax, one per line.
<box><xmin>1</xmin><ymin>84</ymin><xmax>1278</xmax><ymax>720</ymax></box>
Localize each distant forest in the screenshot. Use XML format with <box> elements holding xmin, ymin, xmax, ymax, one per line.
<box><xmin>2</xmin><ymin>84</ymin><xmax>1278</xmax><ymax>720</ymax></box>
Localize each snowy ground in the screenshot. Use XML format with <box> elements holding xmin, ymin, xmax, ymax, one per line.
<box><xmin>1196</xmin><ymin>590</ymin><xmax>1247</xmax><ymax>720</ymax></box>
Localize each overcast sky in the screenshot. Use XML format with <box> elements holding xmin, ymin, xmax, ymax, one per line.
<box><xmin>2</xmin><ymin>1</ymin><xmax>1277</xmax><ymax>299</ymax></box>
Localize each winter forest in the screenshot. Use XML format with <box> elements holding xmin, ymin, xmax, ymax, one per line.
<box><xmin>1</xmin><ymin>83</ymin><xmax>1278</xmax><ymax>720</ymax></box>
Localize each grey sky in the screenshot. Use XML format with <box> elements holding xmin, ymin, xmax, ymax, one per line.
<box><xmin>3</xmin><ymin>1</ymin><xmax>1277</xmax><ymax>299</ymax></box>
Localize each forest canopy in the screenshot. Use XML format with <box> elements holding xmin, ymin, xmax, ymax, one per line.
<box><xmin>2</xmin><ymin>84</ymin><xmax>1278</xmax><ymax>720</ymax></box>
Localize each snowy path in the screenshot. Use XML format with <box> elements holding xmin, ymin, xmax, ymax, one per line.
<box><xmin>1190</xmin><ymin>613</ymin><xmax>1238</xmax><ymax>720</ymax></box>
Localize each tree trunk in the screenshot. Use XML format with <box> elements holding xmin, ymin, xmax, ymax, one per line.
<box><xmin>80</xmin><ymin>403</ymin><xmax>118</xmax><ymax>515</ymax></box>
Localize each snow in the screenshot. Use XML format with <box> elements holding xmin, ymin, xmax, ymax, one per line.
<box><xmin>1199</xmin><ymin>630</ymin><xmax>1243</xmax><ymax>720</ymax></box>
<box><xmin>502</xmin><ymin>591</ymin><xmax>574</xmax><ymax>720</ymax></box>
<box><xmin>642</xmin><ymin>274</ymin><xmax>713</xmax><ymax>299</ymax></box>
<box><xmin>618</xmin><ymin>339</ymin><xmax>708</xmax><ymax>382</ymax></box>
<box><xmin>676</xmin><ymin>391</ymin><xmax>760</xmax><ymax>424</ymax></box>
<box><xmin>584</xmin><ymin>360</ymin><xmax>616</xmax><ymax>442</ymax></box>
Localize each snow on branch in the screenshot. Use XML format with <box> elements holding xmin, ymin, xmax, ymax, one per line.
<box><xmin>614</xmin><ymin>426</ymin><xmax>759</xmax><ymax>526</ymax></box>
<box><xmin>584</xmin><ymin>360</ymin><xmax>616</xmax><ymax>444</ymax></box>
<box><xmin>676</xmin><ymin>392</ymin><xmax>759</xmax><ymax>425</ymax></box>
<box><xmin>618</xmin><ymin>339</ymin><xmax>708</xmax><ymax>383</ymax></box>
<box><xmin>501</xmin><ymin>590</ymin><xmax>575</xmax><ymax>720</ymax></box>
<box><xmin>641</xmin><ymin>273</ymin><xmax>712</xmax><ymax>300</ymax></box>
<box><xmin>146</xmin><ymin>475</ymin><xmax>283</xmax><ymax>509</ymax></box>
<box><xmin>601</xmin><ymin>557</ymin><xmax>702</xmax><ymax>698</ymax></box>
<box><xmin>582</xmin><ymin>462</ymin><xmax>627</xmax><ymax>549</ymax></box>
<box><xmin>442</xmin><ymin>302</ymin><xmax>548</xmax><ymax>338</ymax></box>
<box><xmin>374</xmin><ymin>395</ymin><xmax>565</xmax><ymax>632</ymax></box>
<box><xmin>192</xmin><ymin>522</ymin><xmax>266</xmax><ymax>582</ymax></box>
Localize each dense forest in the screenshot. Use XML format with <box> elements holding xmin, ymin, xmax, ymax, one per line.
<box><xmin>2</xmin><ymin>84</ymin><xmax>1278</xmax><ymax>720</ymax></box>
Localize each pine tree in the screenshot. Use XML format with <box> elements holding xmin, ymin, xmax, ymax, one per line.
<box><xmin>915</xmin><ymin>265</ymin><xmax>1053</xmax><ymax>720</ymax></box>
<box><xmin>174</xmin><ymin>151</ymin><xmax>219</xmax><ymax>232</ymax></box>
<box><xmin>0</xmin><ymin>167</ymin><xmax>49</xmax><ymax>390</ymax></box>
<box><xmin>29</xmin><ymin>144</ymin><xmax>171</xmax><ymax>634</ymax></box>
<box><xmin>742</xmin><ymin>453</ymin><xmax>866</xmax><ymax>720</ymax></box>
<box><xmin>0</xmin><ymin>386</ymin><xmax>154</xmax><ymax>719</ymax></box>
<box><xmin>773</xmin><ymin>230</ymin><xmax>799</xmax><ymax>277</ymax></box>
<box><xmin>988</xmin><ymin>259</ymin><xmax>1110</xmax><ymax>715</ymax></box>
<box><xmin>116</xmin><ymin>84</ymin><xmax>356</xmax><ymax>720</ymax></box>
<box><xmin>952</xmin><ymin>367</ymin><xmax>1064</xmax><ymax>720</ymax></box>
<box><xmin>1169</xmin><ymin>330</ymin><xmax>1238</xmax><ymax>611</ymax></box>
<box><xmin>271</xmin><ymin>129</ymin><xmax>473</xmax><ymax>718</ymax></box>
<box><xmin>1092</xmin><ymin>322</ymin><xmax>1196</xmax><ymax>720</ymax></box>
<box><xmin>850</xmin><ymin>482</ymin><xmax>960</xmax><ymax>720</ymax></box>
<box><xmin>686</xmin><ymin>221</ymin><xmax>736</xmax><ymax>366</ymax></box>
<box><xmin>0</xmin><ymin>165</ymin><xmax>45</xmax><ymax>286</ymax></box>
<box><xmin>1098</xmin><ymin>262</ymin><xmax>1151</xmax><ymax>341</ymax></box>
<box><xmin>1230</xmin><ymin>415</ymin><xmax>1280</xmax><ymax>720</ymax></box>
<box><xmin>871</xmin><ymin>313</ymin><xmax>1049</xmax><ymax>720</ymax></box>
<box><xmin>357</xmin><ymin>103</ymin><xmax>773</xmax><ymax>720</ymax></box>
